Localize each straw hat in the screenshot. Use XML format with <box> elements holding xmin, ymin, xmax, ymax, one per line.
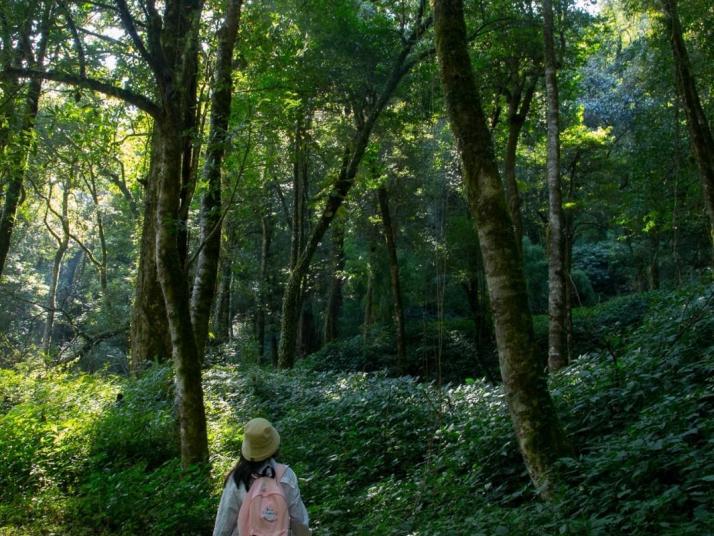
<box><xmin>241</xmin><ymin>418</ymin><xmax>280</xmax><ymax>462</ymax></box>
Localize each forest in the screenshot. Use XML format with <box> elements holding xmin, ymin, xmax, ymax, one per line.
<box><xmin>0</xmin><ymin>0</ymin><xmax>713</xmax><ymax>534</ymax></box>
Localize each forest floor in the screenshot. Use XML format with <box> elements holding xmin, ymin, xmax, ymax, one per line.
<box><xmin>1</xmin><ymin>284</ymin><xmax>713</xmax><ymax>535</ymax></box>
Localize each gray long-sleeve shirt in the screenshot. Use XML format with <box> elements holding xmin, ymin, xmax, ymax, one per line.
<box><xmin>212</xmin><ymin>459</ymin><xmax>309</xmax><ymax>536</ymax></box>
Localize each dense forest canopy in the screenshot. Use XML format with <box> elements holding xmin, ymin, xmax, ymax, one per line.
<box><xmin>0</xmin><ymin>0</ymin><xmax>713</xmax><ymax>534</ymax></box>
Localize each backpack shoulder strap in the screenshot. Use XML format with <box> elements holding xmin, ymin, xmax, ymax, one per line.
<box><xmin>274</xmin><ymin>462</ymin><xmax>288</xmax><ymax>483</ymax></box>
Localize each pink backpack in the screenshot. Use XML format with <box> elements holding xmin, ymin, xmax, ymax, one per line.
<box><xmin>238</xmin><ymin>463</ymin><xmax>290</xmax><ymax>536</ymax></box>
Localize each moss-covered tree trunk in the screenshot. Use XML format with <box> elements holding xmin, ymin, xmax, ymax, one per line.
<box><xmin>432</xmin><ymin>0</ymin><xmax>567</xmax><ymax>496</ymax></box>
<box><xmin>661</xmin><ymin>0</ymin><xmax>714</xmax><ymax>253</ymax></box>
<box><xmin>543</xmin><ymin>0</ymin><xmax>567</xmax><ymax>372</ymax></box>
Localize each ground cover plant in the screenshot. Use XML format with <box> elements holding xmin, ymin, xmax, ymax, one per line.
<box><xmin>1</xmin><ymin>285</ymin><xmax>712</xmax><ymax>535</ymax></box>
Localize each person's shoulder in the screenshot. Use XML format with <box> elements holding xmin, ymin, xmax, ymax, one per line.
<box><xmin>276</xmin><ymin>462</ymin><xmax>299</xmax><ymax>488</ymax></box>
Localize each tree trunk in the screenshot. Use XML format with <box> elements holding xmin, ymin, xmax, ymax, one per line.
<box><xmin>0</xmin><ymin>4</ymin><xmax>51</xmax><ymax>279</ymax></box>
<box><xmin>155</xmin><ymin>125</ymin><xmax>208</xmax><ymax>467</ymax></box>
<box><xmin>130</xmin><ymin>133</ymin><xmax>171</xmax><ymax>372</ymax></box>
<box><xmin>544</xmin><ymin>0</ymin><xmax>567</xmax><ymax>372</ymax></box>
<box><xmin>661</xmin><ymin>0</ymin><xmax>714</xmax><ymax>253</ymax></box>
<box><xmin>323</xmin><ymin>220</ymin><xmax>345</xmax><ymax>344</ymax></box>
<box><xmin>153</xmin><ymin>0</ymin><xmax>208</xmax><ymax>467</ymax></box>
<box><xmin>363</xmin><ymin>249</ymin><xmax>375</xmax><ymax>345</ymax></box>
<box><xmin>377</xmin><ymin>186</ymin><xmax>407</xmax><ymax>373</ymax></box>
<box><xmin>190</xmin><ymin>0</ymin><xmax>243</xmax><ymax>359</ymax></box>
<box><xmin>503</xmin><ymin>75</ymin><xmax>537</xmax><ymax>254</ymax></box>
<box><xmin>212</xmin><ymin>253</ymin><xmax>232</xmax><ymax>344</ymax></box>
<box><xmin>433</xmin><ymin>0</ymin><xmax>567</xmax><ymax>496</ymax></box>
<box><xmin>257</xmin><ymin>214</ymin><xmax>273</xmax><ymax>360</ymax></box>
<box><xmin>42</xmin><ymin>180</ymin><xmax>70</xmax><ymax>355</ymax></box>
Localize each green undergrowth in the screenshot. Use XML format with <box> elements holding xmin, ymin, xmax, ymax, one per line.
<box><xmin>1</xmin><ymin>285</ymin><xmax>712</xmax><ymax>534</ymax></box>
<box><xmin>304</xmin><ymin>291</ymin><xmax>656</xmax><ymax>382</ymax></box>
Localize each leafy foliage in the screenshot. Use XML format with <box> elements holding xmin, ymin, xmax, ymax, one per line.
<box><xmin>1</xmin><ymin>286</ymin><xmax>712</xmax><ymax>534</ymax></box>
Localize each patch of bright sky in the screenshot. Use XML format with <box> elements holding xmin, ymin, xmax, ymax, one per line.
<box><xmin>100</xmin><ymin>26</ymin><xmax>124</xmax><ymax>71</ymax></box>
<box><xmin>575</xmin><ymin>0</ymin><xmax>602</xmax><ymax>15</ymax></box>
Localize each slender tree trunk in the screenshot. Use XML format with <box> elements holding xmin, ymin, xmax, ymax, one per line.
<box><xmin>42</xmin><ymin>181</ymin><xmax>70</xmax><ymax>354</ymax></box>
<box><xmin>503</xmin><ymin>76</ymin><xmax>537</xmax><ymax>254</ymax></box>
<box><xmin>323</xmin><ymin>220</ymin><xmax>345</xmax><ymax>344</ymax></box>
<box><xmin>661</xmin><ymin>0</ymin><xmax>714</xmax><ymax>253</ymax></box>
<box><xmin>213</xmin><ymin>253</ymin><xmax>232</xmax><ymax>344</ymax></box>
<box><xmin>544</xmin><ymin>0</ymin><xmax>567</xmax><ymax>372</ymax></box>
<box><xmin>107</xmin><ymin>171</ymin><xmax>139</xmax><ymax>218</ymax></box>
<box><xmin>257</xmin><ymin>214</ymin><xmax>273</xmax><ymax>359</ymax></box>
<box><xmin>130</xmin><ymin>133</ymin><xmax>171</xmax><ymax>372</ymax></box>
<box><xmin>377</xmin><ymin>186</ymin><xmax>407</xmax><ymax>373</ymax></box>
<box><xmin>363</xmin><ymin>250</ymin><xmax>375</xmax><ymax>345</ymax></box>
<box><xmin>190</xmin><ymin>0</ymin><xmax>243</xmax><ymax>359</ymax></box>
<box><xmin>85</xmin><ymin>169</ymin><xmax>109</xmax><ymax>297</ymax></box>
<box><xmin>433</xmin><ymin>0</ymin><xmax>567</xmax><ymax>496</ymax></box>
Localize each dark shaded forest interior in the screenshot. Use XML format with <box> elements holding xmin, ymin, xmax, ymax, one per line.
<box><xmin>0</xmin><ymin>0</ymin><xmax>713</xmax><ymax>534</ymax></box>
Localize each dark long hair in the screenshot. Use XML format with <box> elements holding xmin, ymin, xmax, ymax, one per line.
<box><xmin>225</xmin><ymin>452</ymin><xmax>280</xmax><ymax>491</ymax></box>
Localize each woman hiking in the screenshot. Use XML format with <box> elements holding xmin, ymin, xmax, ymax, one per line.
<box><xmin>213</xmin><ymin>417</ymin><xmax>310</xmax><ymax>536</ymax></box>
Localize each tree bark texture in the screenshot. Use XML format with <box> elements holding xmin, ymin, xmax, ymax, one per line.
<box><xmin>130</xmin><ymin>133</ymin><xmax>171</xmax><ymax>372</ymax></box>
<box><xmin>276</xmin><ymin>10</ymin><xmax>431</xmax><ymax>368</ymax></box>
<box><xmin>661</xmin><ymin>0</ymin><xmax>714</xmax><ymax>253</ymax></box>
<box><xmin>377</xmin><ymin>186</ymin><xmax>407</xmax><ymax>373</ymax></box>
<box><xmin>543</xmin><ymin>0</ymin><xmax>567</xmax><ymax>372</ymax></box>
<box><xmin>433</xmin><ymin>0</ymin><xmax>567</xmax><ymax>496</ymax></box>
<box><xmin>190</xmin><ymin>0</ymin><xmax>243</xmax><ymax>359</ymax></box>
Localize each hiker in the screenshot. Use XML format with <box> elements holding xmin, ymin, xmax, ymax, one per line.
<box><xmin>213</xmin><ymin>417</ymin><xmax>310</xmax><ymax>536</ymax></box>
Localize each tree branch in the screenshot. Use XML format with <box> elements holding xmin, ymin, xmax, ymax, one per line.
<box><xmin>113</xmin><ymin>0</ymin><xmax>156</xmax><ymax>70</ymax></box>
<box><xmin>59</xmin><ymin>0</ymin><xmax>86</xmax><ymax>80</ymax></box>
<box><xmin>1</xmin><ymin>67</ymin><xmax>161</xmax><ymax>117</ymax></box>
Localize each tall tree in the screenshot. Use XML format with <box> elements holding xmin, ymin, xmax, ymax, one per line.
<box><xmin>543</xmin><ymin>0</ymin><xmax>567</xmax><ymax>371</ymax></box>
<box><xmin>323</xmin><ymin>217</ymin><xmax>345</xmax><ymax>344</ymax></box>
<box><xmin>41</xmin><ymin>174</ymin><xmax>71</xmax><ymax>354</ymax></box>
<box><xmin>4</xmin><ymin>0</ymin><xmax>214</xmax><ymax>466</ymax></box>
<box><xmin>432</xmin><ymin>0</ymin><xmax>567</xmax><ymax>495</ymax></box>
<box><xmin>377</xmin><ymin>185</ymin><xmax>407</xmax><ymax>373</ymax></box>
<box><xmin>659</xmin><ymin>0</ymin><xmax>714</xmax><ymax>253</ymax></box>
<box><xmin>190</xmin><ymin>0</ymin><xmax>244</xmax><ymax>358</ymax></box>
